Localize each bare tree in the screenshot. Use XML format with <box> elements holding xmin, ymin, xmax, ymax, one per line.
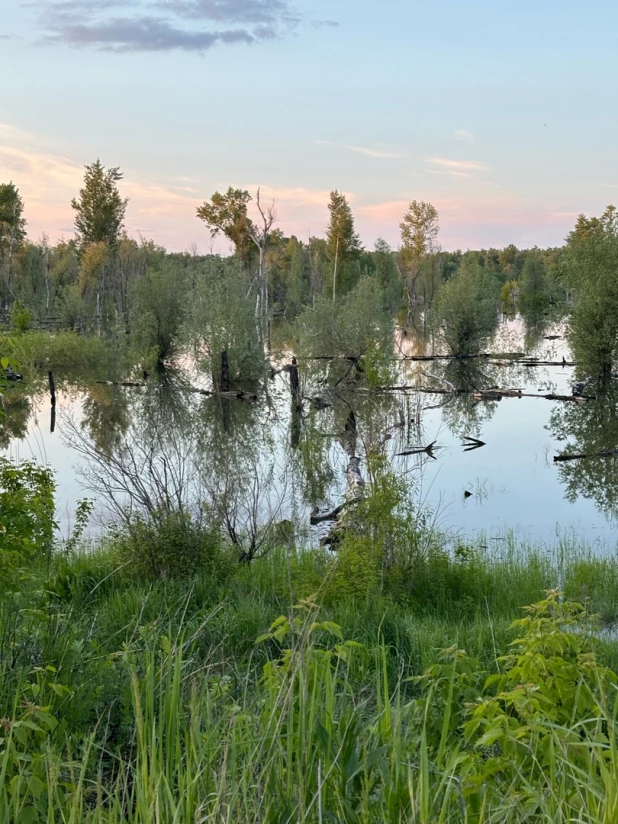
<box><xmin>247</xmin><ymin>188</ymin><xmax>276</xmax><ymax>331</ymax></box>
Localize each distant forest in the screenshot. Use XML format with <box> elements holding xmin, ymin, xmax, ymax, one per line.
<box><xmin>3</xmin><ymin>159</ymin><xmax>618</xmax><ymax>377</ymax></box>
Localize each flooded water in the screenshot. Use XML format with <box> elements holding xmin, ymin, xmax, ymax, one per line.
<box><xmin>3</xmin><ymin>316</ymin><xmax>618</xmax><ymax>549</ymax></box>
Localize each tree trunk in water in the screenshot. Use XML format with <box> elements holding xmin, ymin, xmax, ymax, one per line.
<box><xmin>290</xmin><ymin>356</ymin><xmax>301</xmax><ymax>411</ymax></box>
<box><xmin>48</xmin><ymin>370</ymin><xmax>56</xmax><ymax>434</ymax></box>
<box><xmin>220</xmin><ymin>350</ymin><xmax>230</xmax><ymax>393</ymax></box>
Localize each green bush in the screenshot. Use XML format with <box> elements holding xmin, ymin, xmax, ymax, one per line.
<box><xmin>113</xmin><ymin>508</ymin><xmax>232</xmax><ymax>581</ymax></box>
<box><xmin>10</xmin><ymin>302</ymin><xmax>32</xmax><ymax>333</ymax></box>
<box><xmin>0</xmin><ymin>459</ymin><xmax>56</xmax><ymax>583</ymax></box>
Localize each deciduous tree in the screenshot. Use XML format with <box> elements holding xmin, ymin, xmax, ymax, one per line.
<box><xmin>196</xmin><ymin>187</ymin><xmax>254</xmax><ymax>268</ymax></box>
<box><xmin>326</xmin><ymin>190</ymin><xmax>361</xmax><ymax>300</ymax></box>
<box><xmin>71</xmin><ymin>160</ymin><xmax>127</xmax><ymax>248</ymax></box>
<box><xmin>0</xmin><ymin>183</ymin><xmax>27</xmax><ymax>304</ymax></box>
<box><xmin>399</xmin><ymin>200</ymin><xmax>439</xmax><ymax>317</ymax></box>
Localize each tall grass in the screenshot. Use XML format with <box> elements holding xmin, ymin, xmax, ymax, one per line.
<box><xmin>2</xmin><ymin>540</ymin><xmax>618</xmax><ymax>821</ymax></box>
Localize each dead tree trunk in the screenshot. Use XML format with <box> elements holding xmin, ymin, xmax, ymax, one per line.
<box><xmin>220</xmin><ymin>350</ymin><xmax>230</xmax><ymax>393</ymax></box>
<box><xmin>290</xmin><ymin>356</ymin><xmax>301</xmax><ymax>411</ymax></box>
<box><xmin>48</xmin><ymin>370</ymin><xmax>56</xmax><ymax>434</ymax></box>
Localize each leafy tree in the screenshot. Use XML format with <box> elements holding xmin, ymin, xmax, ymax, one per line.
<box><xmin>71</xmin><ymin>160</ymin><xmax>127</xmax><ymax>248</ymax></box>
<box><xmin>434</xmin><ymin>258</ymin><xmax>499</xmax><ymax>354</ymax></box>
<box><xmin>373</xmin><ymin>238</ymin><xmax>402</xmax><ymax>312</ymax></box>
<box><xmin>518</xmin><ymin>251</ymin><xmax>549</xmax><ymax>313</ymax></box>
<box><xmin>298</xmin><ymin>276</ymin><xmax>394</xmax><ymax>385</ymax></box>
<box><xmin>190</xmin><ymin>258</ymin><xmax>264</xmax><ymax>389</ymax></box>
<box><xmin>196</xmin><ymin>187</ymin><xmax>255</xmax><ymax>268</ymax></box>
<box><xmin>399</xmin><ymin>200</ymin><xmax>439</xmax><ymax>316</ymax></box>
<box><xmin>326</xmin><ymin>190</ymin><xmax>362</xmax><ymax>300</ymax></box>
<box><xmin>130</xmin><ymin>261</ymin><xmax>188</xmax><ymax>365</ymax></box>
<box><xmin>564</xmin><ymin>205</ymin><xmax>618</xmax><ymax>376</ymax></box>
<box><xmin>0</xmin><ymin>183</ymin><xmax>27</xmax><ymax>304</ymax></box>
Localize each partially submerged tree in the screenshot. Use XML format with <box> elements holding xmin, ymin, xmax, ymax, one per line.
<box><xmin>563</xmin><ymin>206</ymin><xmax>618</xmax><ymax>376</ymax></box>
<box><xmin>298</xmin><ymin>276</ymin><xmax>394</xmax><ymax>385</ymax></box>
<box><xmin>130</xmin><ymin>260</ymin><xmax>188</xmax><ymax>366</ymax></box>
<box><xmin>434</xmin><ymin>258</ymin><xmax>499</xmax><ymax>354</ymax></box>
<box><xmin>190</xmin><ymin>258</ymin><xmax>265</xmax><ymax>389</ymax></box>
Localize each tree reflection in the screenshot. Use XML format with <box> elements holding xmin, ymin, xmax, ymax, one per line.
<box><xmin>0</xmin><ymin>390</ymin><xmax>31</xmax><ymax>448</ymax></box>
<box><xmin>81</xmin><ymin>384</ymin><xmax>130</xmax><ymax>455</ymax></box>
<box><xmin>550</xmin><ymin>381</ymin><xmax>618</xmax><ymax>518</ymax></box>
<box><xmin>437</xmin><ymin>360</ymin><xmax>500</xmax><ymax>439</ymax></box>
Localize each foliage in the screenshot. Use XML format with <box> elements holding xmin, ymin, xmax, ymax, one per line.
<box><xmin>130</xmin><ymin>260</ymin><xmax>188</xmax><ymax>364</ymax></box>
<box><xmin>434</xmin><ymin>258</ymin><xmax>500</xmax><ymax>354</ymax></box>
<box><xmin>518</xmin><ymin>250</ymin><xmax>550</xmax><ymax>312</ymax></box>
<box><xmin>564</xmin><ymin>205</ymin><xmax>618</xmax><ymax>375</ymax></box>
<box><xmin>196</xmin><ymin>187</ymin><xmax>255</xmax><ymax>268</ymax></box>
<box><xmin>298</xmin><ymin>276</ymin><xmax>394</xmax><ymax>384</ymax></box>
<box><xmin>9</xmin><ymin>301</ymin><xmax>32</xmax><ymax>333</ymax></box>
<box><xmin>71</xmin><ymin>160</ymin><xmax>127</xmax><ymax>248</ymax></box>
<box><xmin>190</xmin><ymin>257</ymin><xmax>265</xmax><ymax>388</ymax></box>
<box><xmin>0</xmin><ymin>459</ymin><xmax>56</xmax><ymax>582</ymax></box>
<box><xmin>0</xmin><ymin>183</ymin><xmax>26</xmax><ymax>253</ymax></box>
<box><xmin>500</xmin><ymin>278</ymin><xmax>518</xmax><ymax>312</ymax></box>
<box><xmin>326</xmin><ymin>190</ymin><xmax>362</xmax><ymax>298</ymax></box>
<box><xmin>399</xmin><ymin>200</ymin><xmax>439</xmax><ymax>311</ymax></box>
<box><xmin>372</xmin><ymin>238</ymin><xmax>403</xmax><ymax>312</ymax></box>
<box><xmin>550</xmin><ymin>380</ymin><xmax>618</xmax><ymax>518</ymax></box>
<box><xmin>113</xmin><ymin>508</ymin><xmax>230</xmax><ymax>581</ymax></box>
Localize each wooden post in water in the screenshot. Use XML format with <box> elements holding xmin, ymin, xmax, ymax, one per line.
<box><xmin>48</xmin><ymin>370</ymin><xmax>56</xmax><ymax>434</ymax></box>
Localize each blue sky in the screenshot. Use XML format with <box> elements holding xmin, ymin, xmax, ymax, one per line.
<box><xmin>1</xmin><ymin>0</ymin><xmax>617</xmax><ymax>251</ymax></box>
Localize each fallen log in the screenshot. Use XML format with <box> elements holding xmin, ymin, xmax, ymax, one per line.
<box><xmin>96</xmin><ymin>380</ymin><xmax>146</xmax><ymax>387</ymax></box>
<box><xmin>95</xmin><ymin>379</ymin><xmax>257</xmax><ymax>401</ymax></box>
<box><xmin>185</xmin><ymin>386</ymin><xmax>258</xmax><ymax>401</ymax></box>
<box><xmin>554</xmin><ymin>449</ymin><xmax>618</xmax><ymax>463</ymax></box>
<box><xmin>367</xmin><ymin>384</ymin><xmax>594</xmax><ymax>402</ymax></box>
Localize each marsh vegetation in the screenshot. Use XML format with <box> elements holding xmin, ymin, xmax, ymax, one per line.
<box><xmin>3</xmin><ymin>168</ymin><xmax>618</xmax><ymax>820</ymax></box>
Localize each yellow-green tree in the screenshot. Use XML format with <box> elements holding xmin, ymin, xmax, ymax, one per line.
<box><xmin>399</xmin><ymin>200</ymin><xmax>439</xmax><ymax>317</ymax></box>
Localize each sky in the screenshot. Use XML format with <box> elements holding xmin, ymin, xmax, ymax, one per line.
<box><xmin>1</xmin><ymin>0</ymin><xmax>618</xmax><ymax>253</ymax></box>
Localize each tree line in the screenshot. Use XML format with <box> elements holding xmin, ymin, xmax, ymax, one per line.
<box><xmin>3</xmin><ymin>159</ymin><xmax>618</xmax><ymax>377</ymax></box>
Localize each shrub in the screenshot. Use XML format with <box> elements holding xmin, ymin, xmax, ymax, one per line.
<box><xmin>10</xmin><ymin>302</ymin><xmax>32</xmax><ymax>333</ymax></box>
<box><xmin>434</xmin><ymin>259</ymin><xmax>499</xmax><ymax>354</ymax></box>
<box><xmin>113</xmin><ymin>508</ymin><xmax>232</xmax><ymax>581</ymax></box>
<box><xmin>0</xmin><ymin>459</ymin><xmax>56</xmax><ymax>582</ymax></box>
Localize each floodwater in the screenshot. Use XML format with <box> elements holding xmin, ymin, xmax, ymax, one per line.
<box><xmin>2</xmin><ymin>316</ymin><xmax>618</xmax><ymax>550</ymax></box>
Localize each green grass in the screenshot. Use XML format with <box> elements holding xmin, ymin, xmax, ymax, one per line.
<box><xmin>2</xmin><ymin>539</ymin><xmax>618</xmax><ymax>821</ymax></box>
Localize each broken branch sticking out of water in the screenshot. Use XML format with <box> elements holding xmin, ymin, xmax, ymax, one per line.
<box><xmin>463</xmin><ymin>436</ymin><xmax>486</xmax><ymax>451</ymax></box>
<box><xmin>396</xmin><ymin>441</ymin><xmax>438</xmax><ymax>459</ymax></box>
